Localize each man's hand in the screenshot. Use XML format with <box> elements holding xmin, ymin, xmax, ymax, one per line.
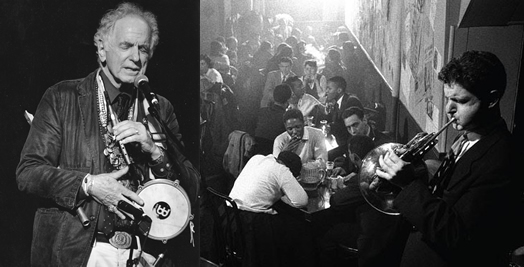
<box><xmin>332</xmin><ymin>167</ymin><xmax>347</xmax><ymax>177</ymax></box>
<box><xmin>88</xmin><ymin>166</ymin><xmax>144</xmax><ymax>219</ymax></box>
<box><xmin>375</xmin><ymin>149</ymin><xmax>415</xmax><ymax>189</ymax></box>
<box><xmin>282</xmin><ymin>137</ymin><xmax>302</xmax><ymax>152</ymax></box>
<box><xmin>113</xmin><ymin>120</ymin><xmax>161</xmax><ymax>159</ymax></box>
<box><xmin>342</xmin><ymin>172</ymin><xmax>357</xmax><ymax>183</ymax></box>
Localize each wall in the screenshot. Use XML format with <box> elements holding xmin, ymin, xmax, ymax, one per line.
<box><xmin>345</xmin><ymin>0</ymin><xmax>403</xmax><ymax>135</ymax></box>
<box><xmin>200</xmin><ymin>0</ymin><xmax>225</xmax><ymax>54</ymax></box>
<box><xmin>346</xmin><ymin>0</ymin><xmax>450</xmax><ymax>151</ymax></box>
<box><xmin>345</xmin><ymin>0</ymin><xmax>523</xmax><ymax>155</ymax></box>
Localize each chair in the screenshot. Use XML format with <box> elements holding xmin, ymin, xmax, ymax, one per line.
<box><xmin>337</xmin><ymin>243</ymin><xmax>359</xmax><ymax>264</ymax></box>
<box><xmin>206</xmin><ymin>187</ymin><xmax>245</xmax><ymax>267</ymax></box>
<box><xmin>200</xmin><ymin>257</ymin><xmax>220</xmax><ymax>267</ymax></box>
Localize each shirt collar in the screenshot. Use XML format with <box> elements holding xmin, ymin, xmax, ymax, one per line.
<box><xmin>301</xmin><ymin>126</ymin><xmax>310</xmax><ymax>141</ymax></box>
<box><xmin>462</xmin><ymin>117</ymin><xmax>505</xmax><ymax>142</ymax></box>
<box><xmin>100</xmin><ymin>69</ymin><xmax>133</xmax><ymax>104</ymax></box>
<box><xmin>336</xmin><ymin>94</ymin><xmax>344</xmax><ymax>107</ymax></box>
<box><xmin>365</xmin><ymin>123</ymin><xmax>372</xmax><ymax>138</ymax></box>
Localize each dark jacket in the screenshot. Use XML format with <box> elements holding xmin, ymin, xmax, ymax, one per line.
<box><xmin>329</xmin><ymin>93</ymin><xmax>363</xmax><ymax>148</ymax></box>
<box><xmin>327</xmin><ymin>94</ymin><xmax>363</xmax><ymax>161</ymax></box>
<box><xmin>395</xmin><ymin>120</ymin><xmax>518</xmax><ymax>267</ymax></box>
<box><xmin>16</xmin><ymin>70</ymin><xmax>200</xmax><ymax>267</ymax></box>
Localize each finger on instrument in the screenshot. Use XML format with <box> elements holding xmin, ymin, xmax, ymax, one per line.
<box><xmin>121</xmin><ymin>189</ymin><xmax>144</xmax><ymax>206</ymax></box>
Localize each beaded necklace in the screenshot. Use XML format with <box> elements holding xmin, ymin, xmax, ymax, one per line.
<box><xmin>96</xmin><ymin>72</ymin><xmax>135</xmax><ymax>170</ymax></box>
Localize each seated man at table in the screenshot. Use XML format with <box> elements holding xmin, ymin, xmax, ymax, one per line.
<box><xmin>331</xmin><ymin>106</ymin><xmax>394</xmax><ymax>171</ymax></box>
<box><xmin>254</xmin><ymin>83</ymin><xmax>292</xmax><ymax>155</ymax></box>
<box><xmin>273</xmin><ymin>108</ymin><xmax>327</xmax><ymax>164</ymax></box>
<box><xmin>343</xmin><ymin>106</ymin><xmax>393</xmax><ymax>148</ymax></box>
<box><xmin>285</xmin><ymin>75</ymin><xmax>326</xmax><ymax>119</ymax></box>
<box><xmin>229</xmin><ymin>151</ymin><xmax>315</xmax><ymax>267</ymax></box>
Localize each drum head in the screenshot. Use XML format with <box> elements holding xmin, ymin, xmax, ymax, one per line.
<box><xmin>137</xmin><ymin>179</ymin><xmax>191</xmax><ymax>241</ymax></box>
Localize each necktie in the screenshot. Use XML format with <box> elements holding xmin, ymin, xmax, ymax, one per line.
<box><xmin>115</xmin><ymin>94</ymin><xmax>130</xmax><ymax>121</ymax></box>
<box><xmin>332</xmin><ymin>103</ymin><xmax>340</xmax><ymax>121</ymax></box>
<box><xmin>429</xmin><ymin>133</ymin><xmax>468</xmax><ymax>195</ymax></box>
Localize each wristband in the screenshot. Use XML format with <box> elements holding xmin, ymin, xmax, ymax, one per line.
<box><xmin>148</xmin><ymin>147</ymin><xmax>171</xmax><ymax>178</ymax></box>
<box><xmin>150</xmin><ymin>146</ymin><xmax>165</xmax><ymax>165</ymax></box>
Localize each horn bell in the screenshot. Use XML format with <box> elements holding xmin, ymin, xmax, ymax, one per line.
<box><xmin>358</xmin><ymin>143</ymin><xmax>403</xmax><ymax>215</ymax></box>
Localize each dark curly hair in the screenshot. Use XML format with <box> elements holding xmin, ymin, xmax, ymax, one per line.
<box><xmin>328</xmin><ymin>76</ymin><xmax>347</xmax><ymax>92</ymax></box>
<box><xmin>282</xmin><ymin>108</ymin><xmax>304</xmax><ymax>124</ymax></box>
<box><xmin>273</xmin><ymin>84</ymin><xmax>292</xmax><ymax>104</ymax></box>
<box><xmin>438</xmin><ymin>50</ymin><xmax>506</xmax><ymax>100</ymax></box>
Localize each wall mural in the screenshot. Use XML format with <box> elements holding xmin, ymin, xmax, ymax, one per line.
<box><xmin>349</xmin><ymin>0</ymin><xmax>446</xmax><ymax>135</ymax></box>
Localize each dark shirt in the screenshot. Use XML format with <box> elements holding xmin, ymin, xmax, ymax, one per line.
<box><xmin>254</xmin><ymin>103</ymin><xmax>287</xmax><ymax>140</ymax></box>
<box><xmin>330</xmin><ymin>94</ymin><xmax>363</xmax><ymax>148</ymax></box>
<box><xmin>254</xmin><ymin>103</ymin><xmax>287</xmax><ymax>156</ymax></box>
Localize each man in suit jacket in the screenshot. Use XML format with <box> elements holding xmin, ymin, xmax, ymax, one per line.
<box><xmin>376</xmin><ymin>51</ymin><xmax>520</xmax><ymax>266</ymax></box>
<box><xmin>343</xmin><ymin>106</ymin><xmax>392</xmax><ymax>148</ymax></box>
<box><xmin>324</xmin><ymin>76</ymin><xmax>363</xmax><ymax>160</ymax></box>
<box><xmin>260</xmin><ymin>56</ymin><xmax>295</xmax><ymax>108</ymax></box>
<box><xmin>302</xmin><ymin>59</ymin><xmax>327</xmax><ymax>102</ymax></box>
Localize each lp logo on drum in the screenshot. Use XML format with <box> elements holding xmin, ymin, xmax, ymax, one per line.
<box><xmin>153</xmin><ymin>202</ymin><xmax>171</xmax><ymax>219</ymax></box>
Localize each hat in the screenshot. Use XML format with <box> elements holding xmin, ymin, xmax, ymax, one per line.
<box><xmin>277</xmin><ymin>151</ymin><xmax>302</xmax><ymax>177</ymax></box>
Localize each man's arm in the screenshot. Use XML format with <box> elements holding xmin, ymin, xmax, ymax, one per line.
<box><xmin>274</xmin><ymin>133</ymin><xmax>301</xmax><ymax>155</ymax></box>
<box><xmin>280</xmin><ymin>171</ymin><xmax>308</xmax><ymax>208</ymax></box>
<box><xmin>273</xmin><ymin>133</ymin><xmax>285</xmax><ymax>157</ymax></box>
<box><xmin>395</xmin><ymin>163</ymin><xmax>514</xmax><ymax>252</ymax></box>
<box><xmin>16</xmin><ymin>87</ymin><xmax>84</xmax><ymax>210</ymax></box>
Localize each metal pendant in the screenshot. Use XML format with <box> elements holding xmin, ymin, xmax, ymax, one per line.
<box><xmin>109</xmin><ymin>231</ymin><xmax>132</xmax><ymax>249</ymax></box>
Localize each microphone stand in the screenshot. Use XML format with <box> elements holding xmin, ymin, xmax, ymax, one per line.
<box><xmin>138</xmin><ymin>88</ymin><xmax>194</xmax><ymax>266</ymax></box>
<box><xmin>141</xmin><ymin>92</ymin><xmax>188</xmax><ymax>180</ymax></box>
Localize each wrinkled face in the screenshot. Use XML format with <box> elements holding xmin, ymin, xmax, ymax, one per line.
<box><xmin>344</xmin><ymin>114</ymin><xmax>367</xmax><ymax>136</ymax></box>
<box><xmin>285</xmin><ymin>118</ymin><xmax>304</xmax><ymax>140</ymax></box>
<box><xmin>200</xmin><ymin>60</ymin><xmax>209</xmax><ymax>75</ymax></box>
<box><xmin>325</xmin><ymin>81</ymin><xmax>341</xmax><ymax>102</ymax></box>
<box><xmin>304</xmin><ymin>64</ymin><xmax>317</xmax><ymax>79</ymax></box>
<box><xmin>98</xmin><ymin>15</ymin><xmax>151</xmax><ymax>87</ymax></box>
<box><xmin>444</xmin><ymin>82</ymin><xmax>484</xmax><ymax>132</ymax></box>
<box><xmin>279</xmin><ymin>61</ymin><xmax>292</xmax><ymax>76</ymax></box>
<box><xmin>290</xmin><ymin>80</ymin><xmax>305</xmax><ymax>98</ymax></box>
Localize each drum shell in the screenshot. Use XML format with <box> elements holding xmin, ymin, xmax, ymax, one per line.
<box><xmin>137</xmin><ymin>179</ymin><xmax>191</xmax><ymax>242</ymax></box>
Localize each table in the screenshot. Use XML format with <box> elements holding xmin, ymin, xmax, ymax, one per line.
<box><xmin>303</xmin><ymin>182</ymin><xmax>332</xmax><ymax>213</ymax></box>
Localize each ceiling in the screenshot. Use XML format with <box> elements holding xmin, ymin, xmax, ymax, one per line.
<box><xmin>459</xmin><ymin>0</ymin><xmax>524</xmax><ymax>27</ymax></box>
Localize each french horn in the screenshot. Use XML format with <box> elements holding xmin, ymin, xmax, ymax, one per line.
<box><xmin>358</xmin><ymin>118</ymin><xmax>456</xmax><ymax>215</ymax></box>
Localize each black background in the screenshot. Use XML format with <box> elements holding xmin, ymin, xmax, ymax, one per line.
<box><xmin>0</xmin><ymin>0</ymin><xmax>200</xmax><ymax>266</ymax></box>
